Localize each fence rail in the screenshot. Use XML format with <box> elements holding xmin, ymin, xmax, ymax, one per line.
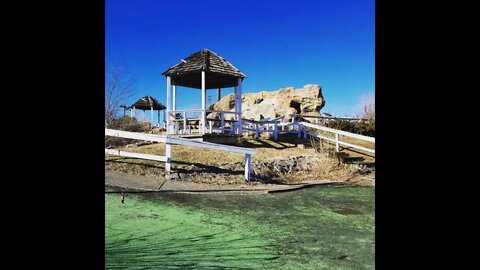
<box><xmin>300</xmin><ymin>122</ymin><xmax>375</xmax><ymax>153</ymax></box>
<box><xmin>291</xmin><ymin>114</ymin><xmax>367</xmax><ymax>121</ymax></box>
<box><xmin>165</xmin><ymin>136</ymin><xmax>256</xmax><ymax>155</ymax></box>
<box><xmin>242</xmin><ymin>116</ymin><xmax>284</xmax><ymax>140</ymax></box>
<box><xmin>105</xmin><ymin>149</ymin><xmax>168</xmax><ymax>162</ymax></box>
<box><xmin>105</xmin><ymin>129</ymin><xmax>166</xmax><ymax>142</ymax></box>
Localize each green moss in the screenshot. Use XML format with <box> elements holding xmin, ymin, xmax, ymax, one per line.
<box><xmin>106</xmin><ymin>185</ymin><xmax>375</xmax><ymax>269</ymax></box>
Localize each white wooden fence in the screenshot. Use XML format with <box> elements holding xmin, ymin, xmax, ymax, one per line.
<box><xmin>105</xmin><ymin>128</ymin><xmax>257</xmax><ymax>181</ymax></box>
<box><xmin>242</xmin><ymin>116</ymin><xmax>312</xmax><ymax>140</ymax></box>
<box><xmin>206</xmin><ymin>110</ymin><xmax>241</xmax><ymax>134</ymax></box>
<box><xmin>278</xmin><ymin>120</ymin><xmax>308</xmax><ymax>139</ymax></box>
<box><xmin>165</xmin><ymin>111</ymin><xmax>312</xmax><ymax>141</ymax></box>
<box><xmin>242</xmin><ymin>116</ymin><xmax>285</xmax><ymax>140</ymax></box>
<box><xmin>290</xmin><ymin>114</ymin><xmax>368</xmax><ymax>125</ymax></box>
<box><xmin>300</xmin><ymin>122</ymin><xmax>375</xmax><ymax>154</ymax></box>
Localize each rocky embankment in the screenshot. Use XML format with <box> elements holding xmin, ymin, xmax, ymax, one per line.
<box><xmin>168</xmin><ymin>155</ymin><xmax>362</xmax><ymax>185</ymax></box>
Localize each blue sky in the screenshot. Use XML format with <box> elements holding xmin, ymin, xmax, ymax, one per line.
<box><xmin>106</xmin><ymin>0</ymin><xmax>374</xmax><ymax>119</ymax></box>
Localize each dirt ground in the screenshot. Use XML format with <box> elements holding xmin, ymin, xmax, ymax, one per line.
<box><xmin>105</xmin><ymin>170</ymin><xmax>348</xmax><ymax>193</ymax></box>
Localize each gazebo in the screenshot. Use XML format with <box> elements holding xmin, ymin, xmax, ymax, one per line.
<box><xmin>129</xmin><ymin>96</ymin><xmax>166</xmax><ymax>127</ymax></box>
<box><xmin>162</xmin><ymin>49</ymin><xmax>246</xmax><ymax>135</ymax></box>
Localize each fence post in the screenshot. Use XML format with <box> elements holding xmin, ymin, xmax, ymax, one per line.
<box><xmin>335</xmin><ymin>133</ymin><xmax>339</xmax><ymax>152</ymax></box>
<box><xmin>303</xmin><ymin>125</ymin><xmax>308</xmax><ymax>139</ymax></box>
<box><xmin>237</xmin><ymin>112</ymin><xmax>243</xmax><ymax>135</ymax></box>
<box><xmin>165</xmin><ymin>143</ymin><xmax>171</xmax><ymax>173</ymax></box>
<box><xmin>255</xmin><ymin>123</ymin><xmax>259</xmax><ymax>139</ymax></box>
<box><xmin>209</xmin><ymin>121</ymin><xmax>213</xmax><ymax>133</ymax></box>
<box><xmin>220</xmin><ymin>113</ymin><xmax>225</xmax><ymax>134</ymax></box>
<box><xmin>245</xmin><ymin>153</ymin><xmax>251</xmax><ymax>183</ymax></box>
<box><xmin>282</xmin><ymin>118</ymin><xmax>285</xmax><ymax>132</ymax></box>
<box><xmin>297</xmin><ymin>123</ymin><xmax>301</xmax><ymax>138</ymax></box>
<box><xmin>287</xmin><ymin>114</ymin><xmax>295</xmax><ymax>131</ymax></box>
<box><xmin>274</xmin><ymin>122</ymin><xmax>278</xmax><ymax>140</ymax></box>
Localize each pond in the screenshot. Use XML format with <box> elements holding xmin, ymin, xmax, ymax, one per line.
<box><xmin>105</xmin><ymin>185</ymin><xmax>375</xmax><ymax>269</ymax></box>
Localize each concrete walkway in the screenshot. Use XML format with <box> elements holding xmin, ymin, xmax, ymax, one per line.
<box><xmin>105</xmin><ymin>170</ymin><xmax>342</xmax><ymax>194</ymax></box>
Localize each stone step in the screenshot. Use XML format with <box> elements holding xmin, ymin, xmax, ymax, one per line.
<box><xmin>339</xmin><ymin>156</ymin><xmax>365</xmax><ymax>163</ymax></box>
<box><xmin>334</xmin><ymin>151</ymin><xmax>350</xmax><ymax>157</ymax></box>
<box><xmin>358</xmin><ymin>166</ymin><xmax>375</xmax><ymax>174</ymax></box>
<box><xmin>353</xmin><ymin>161</ymin><xmax>375</xmax><ymax>167</ymax></box>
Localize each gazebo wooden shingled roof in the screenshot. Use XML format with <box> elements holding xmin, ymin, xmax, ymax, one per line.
<box><xmin>129</xmin><ymin>96</ymin><xmax>166</xmax><ymax>110</ymax></box>
<box><xmin>129</xmin><ymin>96</ymin><xmax>166</xmax><ymax>127</ymax></box>
<box><xmin>162</xmin><ymin>49</ymin><xmax>246</xmax><ymax>135</ymax></box>
<box><xmin>162</xmin><ymin>49</ymin><xmax>245</xmax><ymax>89</ymax></box>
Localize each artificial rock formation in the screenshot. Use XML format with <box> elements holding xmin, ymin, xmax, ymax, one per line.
<box><xmin>208</xmin><ymin>84</ymin><xmax>325</xmax><ymax>122</ymax></box>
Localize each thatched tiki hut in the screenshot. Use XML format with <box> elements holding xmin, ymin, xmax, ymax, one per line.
<box><xmin>129</xmin><ymin>96</ymin><xmax>166</xmax><ymax>127</ymax></box>
<box><xmin>162</xmin><ymin>49</ymin><xmax>246</xmax><ymax>135</ymax></box>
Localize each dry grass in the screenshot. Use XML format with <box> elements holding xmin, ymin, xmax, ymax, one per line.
<box><xmin>308</xmin><ymin>153</ymin><xmax>358</xmax><ymax>180</ymax></box>
<box><xmin>107</xmin><ymin>139</ymin><xmax>315</xmax><ymax>165</ymax></box>
<box><xmin>271</xmin><ymin>153</ymin><xmax>359</xmax><ymax>184</ymax></box>
<box><xmin>105</xmin><ymin>156</ymin><xmax>165</xmax><ymax>177</ymax></box>
<box><xmin>105</xmin><ymin>138</ymin><xmax>362</xmax><ymax>184</ymax></box>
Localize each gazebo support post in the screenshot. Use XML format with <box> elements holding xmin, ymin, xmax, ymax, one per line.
<box><xmin>216</xmin><ymin>88</ymin><xmax>221</xmax><ymax>102</ymax></box>
<box><xmin>236</xmin><ymin>78</ymin><xmax>243</xmax><ymax>135</ymax></box>
<box><xmin>133</xmin><ymin>106</ymin><xmax>136</xmax><ymax>118</ymax></box>
<box><xmin>166</xmin><ymin>76</ymin><xmax>171</xmax><ymax>133</ymax></box>
<box><xmin>163</xmin><ymin>109</ymin><xmax>166</xmax><ymax>129</ymax></box>
<box><xmin>157</xmin><ymin>110</ymin><xmax>160</xmax><ymax>127</ymax></box>
<box><xmin>172</xmin><ymin>85</ymin><xmax>177</xmax><ymax>133</ymax></box>
<box><xmin>201</xmin><ymin>71</ymin><xmax>206</xmax><ymax>134</ymax></box>
<box><xmin>151</xmin><ymin>106</ymin><xmax>154</xmax><ymax>126</ymax></box>
<box><xmin>234</xmin><ymin>86</ymin><xmax>237</xmax><ymax>134</ymax></box>
<box><xmin>173</xmin><ymin>85</ymin><xmax>177</xmax><ymax>111</ymax></box>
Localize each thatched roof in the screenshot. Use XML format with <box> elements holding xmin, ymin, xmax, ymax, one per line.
<box><xmin>129</xmin><ymin>96</ymin><xmax>166</xmax><ymax>110</ymax></box>
<box><xmin>162</xmin><ymin>49</ymin><xmax>246</xmax><ymax>89</ymax></box>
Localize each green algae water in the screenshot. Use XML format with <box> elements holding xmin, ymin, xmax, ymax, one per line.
<box><xmin>105</xmin><ymin>185</ymin><xmax>374</xmax><ymax>269</ymax></box>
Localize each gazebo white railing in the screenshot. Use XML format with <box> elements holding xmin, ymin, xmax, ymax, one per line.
<box><xmin>206</xmin><ymin>110</ymin><xmax>241</xmax><ymax>134</ymax></box>
<box><xmin>166</xmin><ymin>109</ymin><xmax>242</xmax><ymax>135</ymax></box>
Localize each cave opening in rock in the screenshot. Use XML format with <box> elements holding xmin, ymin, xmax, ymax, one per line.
<box><xmin>290</xmin><ymin>100</ymin><xmax>301</xmax><ymax>113</ymax></box>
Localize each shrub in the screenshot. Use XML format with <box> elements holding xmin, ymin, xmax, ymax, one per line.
<box><xmin>353</xmin><ymin>121</ymin><xmax>375</xmax><ymax>137</ymax></box>
<box><xmin>105</xmin><ymin>116</ymin><xmax>152</xmax><ymax>147</ymax></box>
<box><xmin>326</xmin><ymin>119</ymin><xmax>375</xmax><ymax>137</ymax></box>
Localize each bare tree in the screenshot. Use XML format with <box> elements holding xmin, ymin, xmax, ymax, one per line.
<box><xmin>105</xmin><ymin>60</ymin><xmax>138</xmax><ymax>124</ymax></box>
<box><xmin>359</xmin><ymin>92</ymin><xmax>375</xmax><ymax>122</ymax></box>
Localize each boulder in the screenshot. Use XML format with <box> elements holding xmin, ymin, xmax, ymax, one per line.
<box><xmin>207</xmin><ymin>84</ymin><xmax>325</xmax><ymax>122</ymax></box>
